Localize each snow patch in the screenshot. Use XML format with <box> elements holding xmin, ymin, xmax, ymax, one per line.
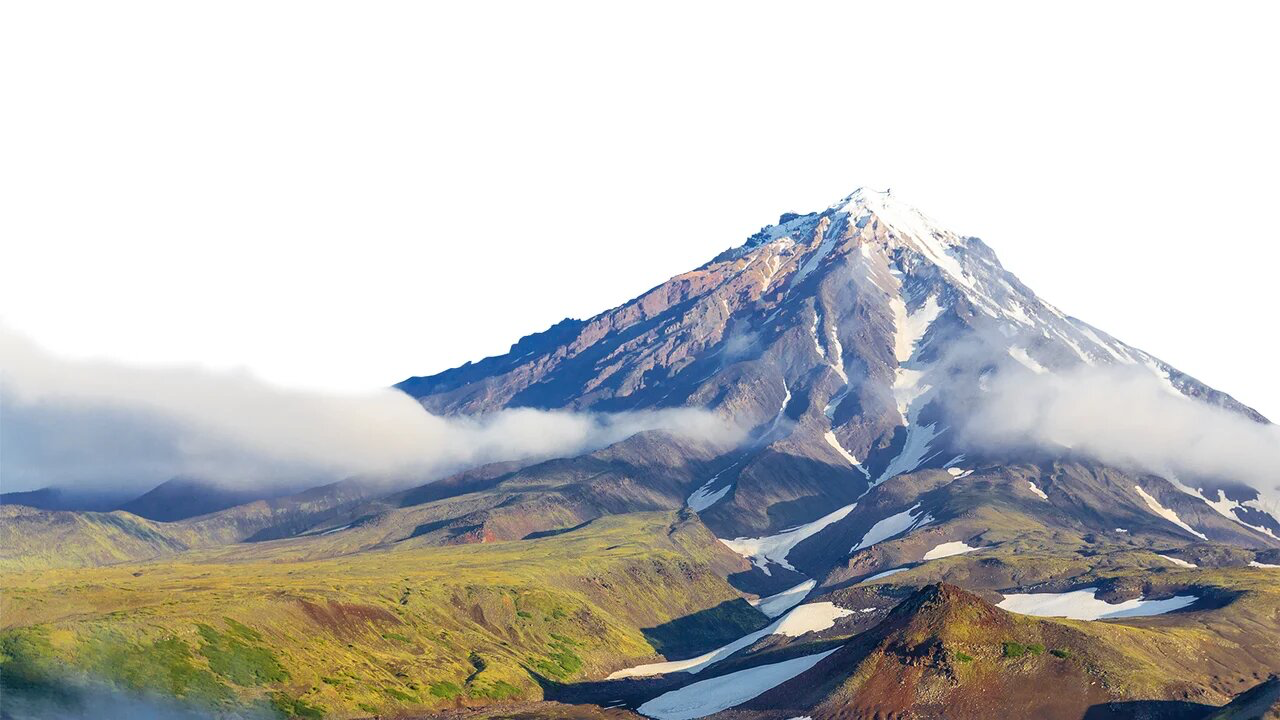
<box><xmin>750</xmin><ymin>579</ymin><xmax>815</xmax><ymax>618</ymax></box>
<box><xmin>1134</xmin><ymin>485</ymin><xmax>1208</xmax><ymax>540</ymax></box>
<box><xmin>1144</xmin><ymin>359</ymin><xmax>1184</xmax><ymax>397</ymax></box>
<box><xmin>859</xmin><ymin>567</ymin><xmax>909</xmax><ymax>583</ymax></box>
<box><xmin>687</xmin><ymin>459</ymin><xmax>744</xmax><ymax>512</ymax></box>
<box><xmin>721</xmin><ymin>503</ymin><xmax>856</xmax><ymax>573</ymax></box>
<box><xmin>852</xmin><ymin>503</ymin><xmax>931</xmax><ymax>552</ymax></box>
<box><xmin>889</xmin><ymin>294</ymin><xmax>943</xmax><ymax>364</ymax></box>
<box><xmin>922</xmin><ymin>541</ymin><xmax>983</xmax><ymax>560</ymax></box>
<box><xmin>827</xmin><ymin>324</ymin><xmax>849</xmax><ymax>383</ymax></box>
<box><xmin>997</xmin><ymin>588</ymin><xmax>1198</xmax><ymax>620</ymax></box>
<box><xmin>824</xmin><ymin>431</ymin><xmax>870</xmax><ymax>478</ymax></box>
<box><xmin>1027</xmin><ymin>481</ymin><xmax>1049</xmax><ymax>501</ymax></box>
<box><xmin>1250</xmin><ymin>561</ymin><xmax>1280</xmax><ymax>569</ymax></box>
<box><xmin>612</xmin><ymin>603</ymin><xmax>849</xmax><ymax>681</ymax></box>
<box><xmin>773</xmin><ymin>602</ymin><xmax>854</xmax><ymax>637</ymax></box>
<box><xmin>686</xmin><ymin>481</ymin><xmax>732</xmax><ymax>512</ymax></box>
<box><xmin>891</xmin><ymin>368</ymin><xmax>931</xmax><ymax>421</ymax></box>
<box><xmin>636</xmin><ymin>648</ymin><xmax>838</xmax><ymax>720</ymax></box>
<box><xmin>789</xmin><ymin>226</ymin><xmax>841</xmax><ymax>290</ymax></box>
<box><xmin>1198</xmin><ymin>488</ymin><xmax>1279</xmax><ymax>539</ymax></box>
<box><xmin>759</xmin><ymin>381</ymin><xmax>792</xmax><ymax>443</ymax></box>
<box><xmin>1008</xmin><ymin>346</ymin><xmax>1048</xmax><ymax>374</ymax></box>
<box><xmin>871</xmin><ymin>421</ymin><xmax>944</xmax><ymax>488</ymax></box>
<box><xmin>823</xmin><ymin>386</ymin><xmax>849</xmax><ymax>422</ymax></box>
<box><xmin>1158</xmin><ymin>555</ymin><xmax>1197</xmax><ymax>568</ymax></box>
<box><xmin>809</xmin><ymin>312</ymin><xmax>826</xmax><ymax>360</ymax></box>
<box><xmin>1073</xmin><ymin>321</ymin><xmax>1131</xmax><ymax>363</ymax></box>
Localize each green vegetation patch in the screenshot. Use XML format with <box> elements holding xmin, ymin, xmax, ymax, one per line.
<box><xmin>221</xmin><ymin>618</ymin><xmax>263</xmax><ymax>642</ymax></box>
<box><xmin>529</xmin><ymin>635</ymin><xmax>583</xmax><ymax>680</ymax></box>
<box><xmin>954</xmin><ymin>651</ymin><xmax>974</xmax><ymax>663</ymax></box>
<box><xmin>0</xmin><ymin>627</ymin><xmax>61</xmax><ymax>690</ymax></box>
<box><xmin>84</xmin><ymin>631</ymin><xmax>231</xmax><ymax>703</ymax></box>
<box><xmin>1051</xmin><ymin>648</ymin><xmax>1072</xmax><ymax>659</ymax></box>
<box><xmin>1002</xmin><ymin>641</ymin><xmax>1045</xmax><ymax>659</ymax></box>
<box><xmin>469</xmin><ymin>679</ymin><xmax>522</xmax><ymax>700</ymax></box>
<box><xmin>383</xmin><ymin>686</ymin><xmax>418</xmax><ymax>702</ymax></box>
<box><xmin>1</xmin><ymin>626</ymin><xmax>232</xmax><ymax>710</ymax></box>
<box><xmin>428</xmin><ymin>680</ymin><xmax>462</xmax><ymax>699</ymax></box>
<box><xmin>196</xmin><ymin>623</ymin><xmax>287</xmax><ymax>687</ymax></box>
<box><xmin>270</xmin><ymin>692</ymin><xmax>326</xmax><ymax>719</ymax></box>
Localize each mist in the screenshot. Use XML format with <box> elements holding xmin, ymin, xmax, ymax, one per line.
<box><xmin>0</xmin><ymin>680</ymin><xmax>240</xmax><ymax>720</ymax></box>
<box><xmin>0</xmin><ymin>329</ymin><xmax>744</xmax><ymax>495</ymax></box>
<box><xmin>957</xmin><ymin>360</ymin><xmax>1280</xmax><ymax>513</ymax></box>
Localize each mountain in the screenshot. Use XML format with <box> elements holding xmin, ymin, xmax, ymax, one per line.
<box><xmin>396</xmin><ymin>188</ymin><xmax>1278</xmax><ymax>588</ymax></box>
<box><xmin>0</xmin><ymin>485</ymin><xmax>134</xmax><ymax>512</ymax></box>
<box><xmin>114</xmin><ymin>476</ymin><xmax>297</xmax><ymax>522</ymax></box>
<box><xmin>3</xmin><ymin>188</ymin><xmax>1279</xmax><ymax>720</ymax></box>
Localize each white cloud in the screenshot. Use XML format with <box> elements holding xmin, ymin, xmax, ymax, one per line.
<box><xmin>958</xmin><ymin>362</ymin><xmax>1280</xmax><ymax>514</ymax></box>
<box><xmin>0</xmin><ymin>328</ymin><xmax>743</xmax><ymax>494</ymax></box>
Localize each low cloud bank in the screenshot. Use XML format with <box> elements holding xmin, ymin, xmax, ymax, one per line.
<box><xmin>0</xmin><ymin>329</ymin><xmax>743</xmax><ymax>495</ymax></box>
<box><xmin>958</xmin><ymin>361</ymin><xmax>1280</xmax><ymax>509</ymax></box>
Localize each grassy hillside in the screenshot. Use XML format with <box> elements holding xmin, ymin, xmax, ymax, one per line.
<box><xmin>0</xmin><ymin>511</ymin><xmax>762</xmax><ymax>719</ymax></box>
<box><xmin>0</xmin><ymin>505</ymin><xmax>192</xmax><ymax>572</ymax></box>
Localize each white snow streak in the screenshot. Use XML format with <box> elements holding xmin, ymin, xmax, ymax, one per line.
<box><xmin>721</xmin><ymin>503</ymin><xmax>856</xmax><ymax>573</ymax></box>
<box><xmin>859</xmin><ymin>567</ymin><xmax>909</xmax><ymax>583</ymax></box>
<box><xmin>867</xmin><ymin>291</ymin><xmax>946</xmax><ymax>489</ymax></box>
<box><xmin>1134</xmin><ymin>485</ymin><xmax>1208</xmax><ymax>540</ymax></box>
<box><xmin>922</xmin><ymin>541</ymin><xmax>983</xmax><ymax>560</ymax></box>
<box><xmin>824</xmin><ymin>431</ymin><xmax>870</xmax><ymax>478</ymax></box>
<box><xmin>636</xmin><ymin>647</ymin><xmax>838</xmax><ymax>720</ymax></box>
<box><xmin>686</xmin><ymin>482</ymin><xmax>733</xmax><ymax>513</ymax></box>
<box><xmin>1198</xmin><ymin>488</ymin><xmax>1279</xmax><ymax>539</ymax></box>
<box><xmin>1008</xmin><ymin>346</ymin><xmax>1048</xmax><ymax>374</ymax></box>
<box><xmin>852</xmin><ymin>503</ymin><xmax>931</xmax><ymax>552</ymax></box>
<box><xmin>611</xmin><ymin>602</ymin><xmax>850</xmax><ymax>680</ymax></box>
<box><xmin>750</xmin><ymin>579</ymin><xmax>815</xmax><ymax>618</ymax></box>
<box><xmin>997</xmin><ymin>588</ymin><xmax>1198</xmax><ymax>620</ymax></box>
<box><xmin>889</xmin><ymin>294</ymin><xmax>942</xmax><ymax>364</ymax></box>
<box><xmin>790</xmin><ymin>225</ymin><xmax>840</xmax><ymax>289</ymax></box>
<box><xmin>871</xmin><ymin>422</ymin><xmax>943</xmax><ymax>489</ymax></box>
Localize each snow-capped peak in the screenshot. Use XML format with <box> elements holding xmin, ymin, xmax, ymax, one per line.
<box><xmin>830</xmin><ymin>187</ymin><xmax>966</xmax><ymax>250</ymax></box>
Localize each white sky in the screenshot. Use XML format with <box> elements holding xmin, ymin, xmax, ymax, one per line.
<box><xmin>2</xmin><ymin>2</ymin><xmax>1278</xmax><ymax>419</ymax></box>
